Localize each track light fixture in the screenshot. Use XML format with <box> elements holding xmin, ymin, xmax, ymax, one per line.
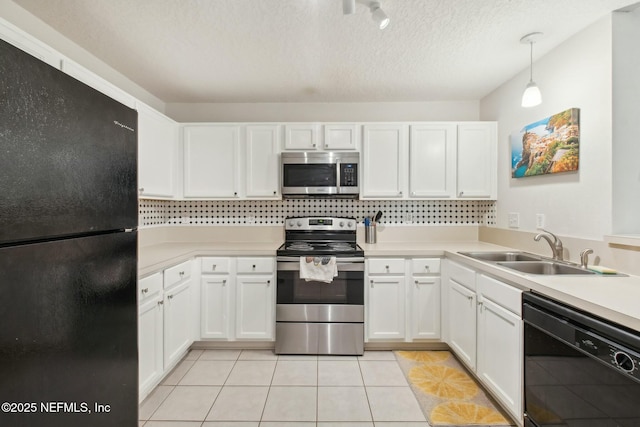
<box><xmin>520</xmin><ymin>32</ymin><xmax>543</xmax><ymax>107</ymax></box>
<box><xmin>369</xmin><ymin>2</ymin><xmax>389</xmax><ymax>29</ymax></box>
<box><xmin>342</xmin><ymin>0</ymin><xmax>389</xmax><ymax>30</ymax></box>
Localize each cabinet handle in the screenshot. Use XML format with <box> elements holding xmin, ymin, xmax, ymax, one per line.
<box><xmin>312</xmin><ymin>143</ymin><xmax>316</xmax><ymax>147</ymax></box>
<box><xmin>234</xmin><ymin>192</ymin><xmax>238</xmax><ymax>196</ymax></box>
<box><xmin>252</xmin><ymin>264</ymin><xmax>256</xmax><ymax>269</ymax></box>
<box><xmin>141</xmin><ymin>288</ymin><xmax>149</xmax><ymax>294</ymax></box>
<box><xmin>222</xmin><ymin>279</ymin><xmax>226</xmax><ymax>285</ymax></box>
<box><xmin>467</xmin><ymin>295</ymin><xmax>473</xmax><ymax>301</ymax></box>
<box><xmin>267</xmin><ymin>280</ymin><xmax>271</xmax><ymax>285</ymax></box>
<box><xmin>414</xmin><ymin>280</ymin><xmax>419</xmax><ymax>285</ymax></box>
<box><xmin>478</xmin><ymin>301</ymin><xmax>484</xmax><ymax>311</ymax></box>
<box><xmin>385</xmin><ymin>265</ymin><xmax>389</xmax><ymax>270</ymax></box>
<box><xmin>157</xmin><ymin>301</ymin><xmax>163</xmax><ymax>306</ymax></box>
<box><xmin>424</xmin><ymin>266</ymin><xmax>430</xmax><ymax>271</ymax></box>
<box><xmin>459</xmin><ymin>191</ymin><xmax>464</xmax><ymax>197</ymax></box>
<box><xmin>273</xmin><ymin>191</ymin><xmax>277</xmax><ymax>195</ymax></box>
<box><xmin>139</xmin><ymin>187</ymin><xmax>144</xmax><ymax>193</ymax></box>
<box><xmin>179</xmin><ymin>271</ymin><xmax>184</xmax><ymax>276</ymax></box>
<box><xmin>212</xmin><ymin>264</ymin><xmax>216</xmax><ymax>271</ymax></box>
<box><xmin>168</xmin><ymin>295</ymin><xmax>174</xmax><ymax>300</ymax></box>
<box><xmin>399</xmin><ymin>191</ymin><xmax>403</xmax><ymax>195</ymax></box>
<box><xmin>370</xmin><ymin>279</ymin><xmax>374</xmax><ymax>287</ymax></box>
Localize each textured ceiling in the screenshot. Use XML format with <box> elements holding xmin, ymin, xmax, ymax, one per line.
<box><xmin>11</xmin><ymin>0</ymin><xmax>636</xmax><ymax>103</ymax></box>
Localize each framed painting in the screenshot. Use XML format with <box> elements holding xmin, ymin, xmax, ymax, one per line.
<box><xmin>511</xmin><ymin>108</ymin><xmax>580</xmax><ymax>178</ymax></box>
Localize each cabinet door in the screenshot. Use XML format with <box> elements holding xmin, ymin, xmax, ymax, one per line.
<box><xmin>235</xmin><ymin>275</ymin><xmax>274</xmax><ymax>340</ymax></box>
<box><xmin>183</xmin><ymin>125</ymin><xmax>240</xmax><ymax>198</ymax></box>
<box><xmin>246</xmin><ymin>125</ymin><xmax>280</xmax><ymax>198</ymax></box>
<box><xmin>409</xmin><ymin>124</ymin><xmax>456</xmax><ymax>198</ymax></box>
<box><xmin>456</xmin><ymin>123</ymin><xmax>496</xmax><ymax>199</ymax></box>
<box><xmin>447</xmin><ymin>278</ymin><xmax>477</xmax><ymax>370</ymax></box>
<box><xmin>410</xmin><ymin>276</ymin><xmax>441</xmax><ymax>340</ymax></box>
<box><xmin>138</xmin><ymin>103</ymin><xmax>178</xmax><ymax>198</ymax></box>
<box><xmin>477</xmin><ymin>296</ymin><xmax>523</xmax><ymax>420</ymax></box>
<box><xmin>138</xmin><ymin>295</ymin><xmax>163</xmax><ymax>400</ymax></box>
<box><xmin>284</xmin><ymin>124</ymin><xmax>319</xmax><ymax>150</ymax></box>
<box><xmin>163</xmin><ymin>280</ymin><xmax>193</xmax><ymax>369</ymax></box>
<box><xmin>362</xmin><ymin>124</ymin><xmax>406</xmax><ymax>198</ymax></box>
<box><xmin>200</xmin><ymin>275</ymin><xmax>231</xmax><ymax>339</ymax></box>
<box><xmin>323</xmin><ymin>124</ymin><xmax>358</xmax><ymax>150</ymax></box>
<box><xmin>367</xmin><ymin>276</ymin><xmax>405</xmax><ymax>340</ymax></box>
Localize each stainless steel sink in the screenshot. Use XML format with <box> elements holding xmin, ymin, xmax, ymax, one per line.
<box><xmin>497</xmin><ymin>261</ymin><xmax>595</xmax><ymax>275</ymax></box>
<box><xmin>459</xmin><ymin>251</ymin><xmax>543</xmax><ymax>262</ymax></box>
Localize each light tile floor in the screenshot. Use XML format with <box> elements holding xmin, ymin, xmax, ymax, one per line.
<box><xmin>139</xmin><ymin>349</ymin><xmax>431</xmax><ymax>427</ymax></box>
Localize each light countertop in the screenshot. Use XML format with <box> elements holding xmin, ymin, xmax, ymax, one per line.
<box><xmin>139</xmin><ymin>239</ymin><xmax>640</xmax><ymax>333</ymax></box>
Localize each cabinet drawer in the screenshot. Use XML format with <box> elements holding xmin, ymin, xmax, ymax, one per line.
<box><xmin>237</xmin><ymin>257</ymin><xmax>274</xmax><ymax>274</ymax></box>
<box><xmin>368</xmin><ymin>258</ymin><xmax>405</xmax><ymax>275</ymax></box>
<box><xmin>411</xmin><ymin>258</ymin><xmax>441</xmax><ymax>274</ymax></box>
<box><xmin>138</xmin><ymin>272</ymin><xmax>162</xmax><ymax>304</ymax></box>
<box><xmin>447</xmin><ymin>260</ymin><xmax>475</xmax><ymax>291</ymax></box>
<box><xmin>164</xmin><ymin>260</ymin><xmax>192</xmax><ymax>289</ymax></box>
<box><xmin>477</xmin><ymin>274</ymin><xmax>522</xmax><ymax>316</ymax></box>
<box><xmin>201</xmin><ymin>257</ymin><xmax>231</xmax><ymax>274</ymax></box>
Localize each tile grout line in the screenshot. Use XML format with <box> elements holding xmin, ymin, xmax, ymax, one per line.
<box><xmin>200</xmin><ymin>349</ymin><xmax>241</xmax><ymax>423</ymax></box>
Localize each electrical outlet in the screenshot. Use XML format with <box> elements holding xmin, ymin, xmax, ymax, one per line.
<box><xmin>536</xmin><ymin>214</ymin><xmax>545</xmax><ymax>229</ymax></box>
<box><xmin>180</xmin><ymin>216</ymin><xmax>189</xmax><ymax>224</ymax></box>
<box><xmin>508</xmin><ymin>212</ymin><xmax>520</xmax><ymax>228</ymax></box>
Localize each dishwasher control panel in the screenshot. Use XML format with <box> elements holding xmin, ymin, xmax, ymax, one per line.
<box><xmin>576</xmin><ymin>330</ymin><xmax>640</xmax><ymax>380</ymax></box>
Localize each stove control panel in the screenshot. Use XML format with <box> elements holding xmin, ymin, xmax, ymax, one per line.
<box><xmin>285</xmin><ymin>217</ymin><xmax>356</xmax><ymax>231</ymax></box>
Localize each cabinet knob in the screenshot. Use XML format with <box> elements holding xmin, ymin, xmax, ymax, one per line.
<box><xmin>141</xmin><ymin>288</ymin><xmax>149</xmax><ymax>294</ymax></box>
<box><xmin>267</xmin><ymin>280</ymin><xmax>271</xmax><ymax>285</ymax></box>
<box><xmin>424</xmin><ymin>266</ymin><xmax>430</xmax><ymax>271</ymax></box>
<box><xmin>273</xmin><ymin>191</ymin><xmax>277</xmax><ymax>195</ymax></box>
<box><xmin>312</xmin><ymin>143</ymin><xmax>316</xmax><ymax>147</ymax></box>
<box><xmin>467</xmin><ymin>295</ymin><xmax>473</xmax><ymax>301</ymax></box>
<box><xmin>179</xmin><ymin>271</ymin><xmax>184</xmax><ymax>276</ymax></box>
<box><xmin>139</xmin><ymin>187</ymin><xmax>144</xmax><ymax>193</ymax></box>
<box><xmin>157</xmin><ymin>301</ymin><xmax>164</xmax><ymax>306</ymax></box>
<box><xmin>168</xmin><ymin>295</ymin><xmax>174</xmax><ymax>300</ymax></box>
<box><xmin>252</xmin><ymin>264</ymin><xmax>256</xmax><ymax>269</ymax></box>
<box><xmin>385</xmin><ymin>265</ymin><xmax>389</xmax><ymax>270</ymax></box>
<box><xmin>234</xmin><ymin>192</ymin><xmax>238</xmax><ymax>196</ymax></box>
<box><xmin>399</xmin><ymin>191</ymin><xmax>403</xmax><ymax>195</ymax></box>
<box><xmin>370</xmin><ymin>279</ymin><xmax>374</xmax><ymax>287</ymax></box>
<box><xmin>459</xmin><ymin>191</ymin><xmax>464</xmax><ymax>197</ymax></box>
<box><xmin>415</xmin><ymin>280</ymin><xmax>419</xmax><ymax>285</ymax></box>
<box><xmin>222</xmin><ymin>279</ymin><xmax>226</xmax><ymax>285</ymax></box>
<box><xmin>212</xmin><ymin>264</ymin><xmax>216</xmax><ymax>270</ymax></box>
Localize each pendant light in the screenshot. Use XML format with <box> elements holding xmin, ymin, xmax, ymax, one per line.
<box><xmin>343</xmin><ymin>0</ymin><xmax>355</xmax><ymax>15</ymax></box>
<box><xmin>369</xmin><ymin>2</ymin><xmax>389</xmax><ymax>29</ymax></box>
<box><xmin>520</xmin><ymin>32</ymin><xmax>543</xmax><ymax>108</ymax></box>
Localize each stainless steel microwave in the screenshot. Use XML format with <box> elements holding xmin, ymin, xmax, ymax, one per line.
<box><xmin>281</xmin><ymin>152</ymin><xmax>359</xmax><ymax>198</ymax></box>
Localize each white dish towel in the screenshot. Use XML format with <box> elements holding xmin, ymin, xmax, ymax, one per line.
<box><xmin>299</xmin><ymin>256</ymin><xmax>338</xmax><ymax>283</ymax></box>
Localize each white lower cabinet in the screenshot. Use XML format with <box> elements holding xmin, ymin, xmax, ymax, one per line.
<box><xmin>199</xmin><ymin>256</ymin><xmax>275</xmax><ymax>341</ymax></box>
<box><xmin>137</xmin><ymin>273</ymin><xmax>164</xmax><ymax>400</ymax></box>
<box><xmin>163</xmin><ymin>276</ymin><xmax>193</xmax><ymax>370</ymax></box>
<box><xmin>411</xmin><ymin>276</ymin><xmax>441</xmax><ymax>340</ymax></box>
<box><xmin>444</xmin><ymin>260</ymin><xmax>523</xmax><ymax>424</ymax></box>
<box><xmin>200</xmin><ymin>274</ymin><xmax>231</xmax><ymax>339</ymax></box>
<box><xmin>476</xmin><ymin>274</ymin><xmax>523</xmax><ymax>422</ymax></box>
<box><xmin>236</xmin><ymin>274</ymin><xmax>274</xmax><ymax>340</ymax></box>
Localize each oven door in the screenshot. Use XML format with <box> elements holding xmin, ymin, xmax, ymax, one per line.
<box><xmin>276</xmin><ymin>258</ymin><xmax>364</xmax><ymax>306</ymax></box>
<box><xmin>523</xmin><ymin>293</ymin><xmax>640</xmax><ymax>427</ymax></box>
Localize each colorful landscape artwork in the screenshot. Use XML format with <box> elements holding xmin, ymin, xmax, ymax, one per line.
<box><xmin>510</xmin><ymin>108</ymin><xmax>580</xmax><ymax>178</ymax></box>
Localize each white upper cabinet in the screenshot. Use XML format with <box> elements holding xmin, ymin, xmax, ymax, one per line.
<box><xmin>456</xmin><ymin>123</ymin><xmax>497</xmax><ymax>199</ymax></box>
<box><xmin>245</xmin><ymin>125</ymin><xmax>281</xmax><ymax>198</ymax></box>
<box><xmin>60</xmin><ymin>59</ymin><xmax>136</xmax><ymax>109</ymax></box>
<box><xmin>283</xmin><ymin>124</ymin><xmax>320</xmax><ymax>150</ymax></box>
<box><xmin>409</xmin><ymin>124</ymin><xmax>457</xmax><ymax>198</ymax></box>
<box><xmin>137</xmin><ymin>103</ymin><xmax>178</xmax><ymax>198</ymax></box>
<box><xmin>0</xmin><ymin>18</ymin><xmax>60</xmax><ymax>68</ymax></box>
<box><xmin>323</xmin><ymin>124</ymin><xmax>359</xmax><ymax>150</ymax></box>
<box><xmin>362</xmin><ymin>124</ymin><xmax>407</xmax><ymax>199</ymax></box>
<box><xmin>183</xmin><ymin>125</ymin><xmax>241</xmax><ymax>198</ymax></box>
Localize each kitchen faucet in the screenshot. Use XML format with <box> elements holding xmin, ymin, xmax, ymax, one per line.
<box><xmin>534</xmin><ymin>229</ymin><xmax>564</xmax><ymax>261</ymax></box>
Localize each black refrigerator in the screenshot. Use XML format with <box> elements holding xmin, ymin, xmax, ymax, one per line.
<box><xmin>0</xmin><ymin>39</ymin><xmax>138</xmax><ymax>426</ymax></box>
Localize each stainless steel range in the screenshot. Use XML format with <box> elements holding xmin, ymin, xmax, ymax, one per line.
<box><xmin>275</xmin><ymin>216</ymin><xmax>364</xmax><ymax>355</ymax></box>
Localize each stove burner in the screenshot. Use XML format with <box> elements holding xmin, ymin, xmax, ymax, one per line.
<box><xmin>328</xmin><ymin>242</ymin><xmax>355</xmax><ymax>251</ymax></box>
<box><xmin>286</xmin><ymin>242</ymin><xmax>314</xmax><ymax>251</ymax></box>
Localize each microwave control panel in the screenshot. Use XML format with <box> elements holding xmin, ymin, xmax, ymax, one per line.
<box><xmin>340</xmin><ymin>164</ymin><xmax>358</xmax><ymax>187</ymax></box>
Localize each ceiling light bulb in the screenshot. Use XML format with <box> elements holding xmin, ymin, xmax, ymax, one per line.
<box><xmin>370</xmin><ymin>2</ymin><xmax>389</xmax><ymax>29</ymax></box>
<box><xmin>343</xmin><ymin>0</ymin><xmax>355</xmax><ymax>15</ymax></box>
<box><xmin>522</xmin><ymin>81</ymin><xmax>542</xmax><ymax>107</ymax></box>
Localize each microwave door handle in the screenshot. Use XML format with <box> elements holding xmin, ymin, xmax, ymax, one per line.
<box><xmin>336</xmin><ymin>158</ymin><xmax>341</xmax><ymax>194</ymax></box>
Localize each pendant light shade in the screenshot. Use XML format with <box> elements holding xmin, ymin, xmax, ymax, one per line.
<box><xmin>520</xmin><ymin>32</ymin><xmax>543</xmax><ymax>108</ymax></box>
<box><xmin>369</xmin><ymin>2</ymin><xmax>390</xmax><ymax>29</ymax></box>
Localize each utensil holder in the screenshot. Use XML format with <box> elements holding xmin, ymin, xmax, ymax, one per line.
<box><xmin>365</xmin><ymin>224</ymin><xmax>377</xmax><ymax>244</ymax></box>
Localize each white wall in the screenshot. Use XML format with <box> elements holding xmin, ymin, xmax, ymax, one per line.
<box><xmin>1</xmin><ymin>0</ymin><xmax>165</xmax><ymax>112</ymax></box>
<box><xmin>480</xmin><ymin>16</ymin><xmax>613</xmax><ymax>240</ymax></box>
<box><xmin>165</xmin><ymin>101</ymin><xmax>479</xmax><ymax>122</ymax></box>
<box><xmin>612</xmin><ymin>7</ymin><xmax>640</xmax><ymax>235</ymax></box>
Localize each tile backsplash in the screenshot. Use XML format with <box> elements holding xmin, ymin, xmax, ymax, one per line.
<box><xmin>139</xmin><ymin>199</ymin><xmax>496</xmax><ymax>228</ymax></box>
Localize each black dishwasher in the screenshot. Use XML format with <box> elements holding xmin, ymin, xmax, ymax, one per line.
<box><xmin>523</xmin><ymin>292</ymin><xmax>640</xmax><ymax>427</ymax></box>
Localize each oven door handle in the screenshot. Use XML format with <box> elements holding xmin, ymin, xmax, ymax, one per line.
<box><xmin>277</xmin><ymin>260</ymin><xmax>364</xmax><ymax>272</ymax></box>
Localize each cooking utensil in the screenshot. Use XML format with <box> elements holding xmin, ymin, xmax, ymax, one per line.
<box><xmin>374</xmin><ymin>211</ymin><xmax>383</xmax><ymax>223</ymax></box>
